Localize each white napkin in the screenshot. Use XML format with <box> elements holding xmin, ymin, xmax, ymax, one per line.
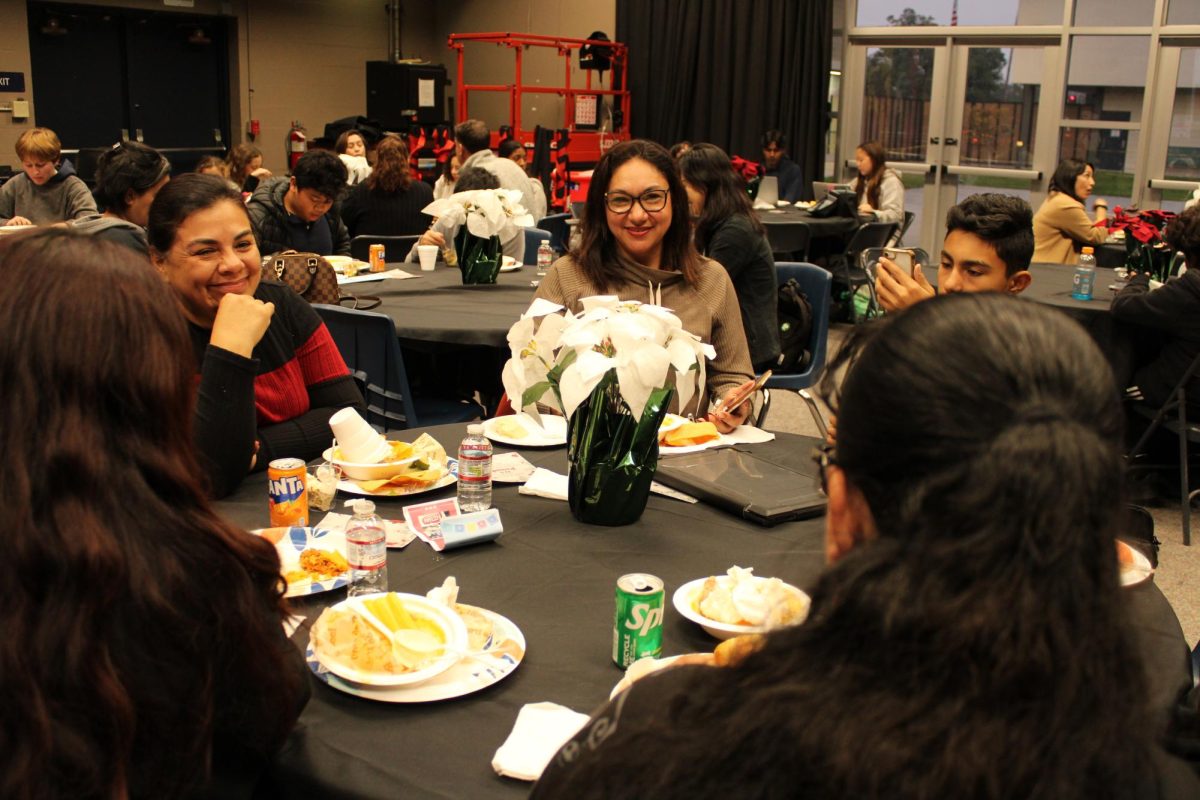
<box><xmin>492</xmin><ymin>702</ymin><xmax>590</xmax><ymax>781</ymax></box>
<box><xmin>337</xmin><ymin>268</ymin><xmax>416</xmax><ymax>285</ymax></box>
<box><xmin>724</xmin><ymin>426</ymin><xmax>776</xmax><ymax>445</ymax></box>
<box><xmin>519</xmin><ymin>468</ymin><xmax>569</xmax><ymax>501</ymax></box>
<box><xmin>492</xmin><ymin>451</ymin><xmax>537</xmax><ymax>483</ymax></box>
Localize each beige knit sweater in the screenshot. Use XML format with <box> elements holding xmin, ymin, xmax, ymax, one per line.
<box><xmin>1033</xmin><ymin>191</ymin><xmax>1108</xmax><ymax>265</ymax></box>
<box><xmin>534</xmin><ymin>254</ymin><xmax>755</xmax><ymax>417</ymax></box>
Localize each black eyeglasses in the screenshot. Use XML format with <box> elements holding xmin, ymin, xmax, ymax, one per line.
<box><xmin>811</xmin><ymin>442</ymin><xmax>837</xmax><ymax>493</ymax></box>
<box><xmin>604</xmin><ymin>188</ymin><xmax>670</xmax><ymax>214</ymax></box>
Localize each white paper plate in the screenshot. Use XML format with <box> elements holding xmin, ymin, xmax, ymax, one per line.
<box><xmin>1118</xmin><ymin>540</ymin><xmax>1155</xmax><ymax>587</ymax></box>
<box><xmin>310</xmin><ymin>593</ymin><xmax>468</xmax><ymax>687</ymax></box>
<box><xmin>337</xmin><ymin>459</ymin><xmax>458</xmax><ymax>498</ymax></box>
<box><xmin>673</xmin><ymin>577</ymin><xmax>810</xmax><ymax>641</ymax></box>
<box><xmin>255</xmin><ymin>526</ymin><xmax>350</xmax><ymax>598</ymax></box>
<box><xmin>324</xmin><ymin>255</ymin><xmax>370</xmax><ymax>274</ymax></box>
<box><xmin>482</xmin><ymin>413</ymin><xmax>568</xmax><ymax>447</ymax></box>
<box><xmin>307</xmin><ymin>606</ymin><xmax>526</xmax><ymax>702</ymax></box>
<box><xmin>500</xmin><ymin>256</ymin><xmax>521</xmax><ymax>272</ymax></box>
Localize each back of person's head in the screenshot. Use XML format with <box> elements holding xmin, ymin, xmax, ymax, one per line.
<box><xmin>1049</xmin><ymin>158</ymin><xmax>1092</xmax><ymax>200</ymax></box>
<box><xmin>669</xmin><ymin>140</ymin><xmax>691</xmax><ymax>159</ymax></box>
<box><xmin>761</xmin><ymin>129</ymin><xmax>786</xmax><ymax>149</ymax></box>
<box><xmin>497</xmin><ymin>138</ymin><xmax>523</xmax><ymax>160</ymax></box>
<box><xmin>678</xmin><ymin>142</ymin><xmax>762</xmax><ymax>249</ymax></box>
<box><xmin>454</xmin><ymin>119</ymin><xmax>490</xmax><ymax>154</ymax></box>
<box><xmin>0</xmin><ymin>229</ymin><xmax>301</xmax><ymax>798</ymax></box>
<box><xmin>945</xmin><ymin>193</ymin><xmax>1034</xmax><ymax>274</ymax></box>
<box><xmin>147</xmin><ymin>173</ymin><xmax>244</xmax><ymax>254</ymax></box>
<box><xmin>454</xmin><ymin>166</ymin><xmax>500</xmax><ymax>192</ymax></box>
<box><xmin>1165</xmin><ymin>205</ymin><xmax>1200</xmax><ymax>270</ymax></box>
<box><xmin>93</xmin><ymin>141</ymin><xmax>171</xmax><ymax>214</ymax></box>
<box><xmin>15</xmin><ymin>127</ymin><xmax>61</xmax><ymax>162</ymax></box>
<box><xmin>576</xmin><ymin>138</ymin><xmax>699</xmax><ymax>287</ymax></box>
<box><xmin>194</xmin><ymin>155</ymin><xmax>228</xmax><ymax>177</ymax></box>
<box><xmin>365</xmin><ymin>134</ymin><xmax>411</xmax><ymax>193</ymax></box>
<box><xmin>225</xmin><ymin>142</ymin><xmax>262</xmax><ymax>181</ymax></box>
<box><xmin>291</xmin><ymin>149</ymin><xmax>347</xmax><ymax>199</ymax></box>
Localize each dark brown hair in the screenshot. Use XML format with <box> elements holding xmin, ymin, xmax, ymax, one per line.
<box><xmin>572</xmin><ymin>139</ymin><xmax>700</xmax><ymax>289</ymax></box>
<box><xmin>0</xmin><ymin>230</ymin><xmax>303</xmax><ymax>798</ymax></box>
<box><xmin>225</xmin><ymin>142</ymin><xmax>262</xmax><ymax>182</ymax></box>
<box><xmin>854</xmin><ymin>140</ymin><xmax>889</xmax><ymax>209</ymax></box>
<box><xmin>335</xmin><ymin>128</ymin><xmax>366</xmax><ymax>155</ymax></box>
<box><xmin>365</xmin><ymin>134</ymin><xmax>412</xmax><ymax>193</ymax></box>
<box><xmin>1165</xmin><ymin>205</ymin><xmax>1200</xmax><ymax>269</ymax></box>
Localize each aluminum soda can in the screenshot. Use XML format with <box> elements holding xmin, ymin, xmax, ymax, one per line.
<box><xmin>369</xmin><ymin>243</ymin><xmax>386</xmax><ymax>273</ymax></box>
<box><xmin>268</xmin><ymin>458</ymin><xmax>309</xmax><ymax>527</ymax></box>
<box><xmin>613</xmin><ymin>573</ymin><xmax>665</xmax><ymax>668</ymax></box>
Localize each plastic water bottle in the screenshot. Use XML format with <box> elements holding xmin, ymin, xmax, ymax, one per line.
<box><xmin>344</xmin><ymin>499</ymin><xmax>387</xmax><ymax>596</ymax></box>
<box><xmin>536</xmin><ymin>240</ymin><xmax>554</xmax><ymax>276</ymax></box>
<box><xmin>457</xmin><ymin>424</ymin><xmax>493</xmax><ymax>512</ymax></box>
<box><xmin>1073</xmin><ymin>247</ymin><xmax>1096</xmax><ymax>301</ymax></box>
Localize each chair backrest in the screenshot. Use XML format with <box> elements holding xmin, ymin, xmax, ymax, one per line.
<box><xmin>895</xmin><ymin>210</ymin><xmax>916</xmax><ymax>245</ymax></box>
<box><xmin>767</xmin><ymin>222</ymin><xmax>812</xmax><ymax>261</ymax></box>
<box><xmin>523</xmin><ymin>227</ymin><xmax>553</xmax><ymax>264</ymax></box>
<box><xmin>769</xmin><ymin>262</ymin><xmax>831</xmax><ymax>390</ymax></box>
<box><xmin>845</xmin><ymin>221</ymin><xmax>900</xmax><ymax>258</ymax></box>
<box><xmin>312</xmin><ymin>303</ymin><xmax>419</xmax><ymax>431</ymax></box>
<box><xmin>537</xmin><ymin>212</ymin><xmax>572</xmax><ymax>254</ymax></box>
<box><xmin>350</xmin><ymin>234</ymin><xmax>421</xmax><ymax>262</ymax></box>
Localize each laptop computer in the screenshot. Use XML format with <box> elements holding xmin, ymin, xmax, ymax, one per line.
<box><xmin>812</xmin><ymin>180</ymin><xmax>854</xmax><ymax>199</ymax></box>
<box><xmin>754</xmin><ymin>175</ymin><xmax>780</xmax><ymax>208</ymax></box>
<box><xmin>654</xmin><ymin>441</ymin><xmax>827</xmax><ymax>526</ymax></box>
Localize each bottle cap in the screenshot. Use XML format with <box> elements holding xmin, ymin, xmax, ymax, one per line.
<box><xmin>344</xmin><ymin>498</ymin><xmax>376</xmax><ymax>516</ymax></box>
<box><xmin>468</xmin><ymin>423</ymin><xmax>484</xmax><ymax>435</ymax></box>
<box><xmin>1082</xmin><ymin>247</ymin><xmax>1094</xmax><ymax>254</ymax></box>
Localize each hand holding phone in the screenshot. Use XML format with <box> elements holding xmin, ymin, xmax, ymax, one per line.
<box><xmin>712</xmin><ymin>371</ymin><xmax>772</xmax><ymax>417</ymax></box>
<box><xmin>883</xmin><ymin>247</ymin><xmax>919</xmax><ymax>278</ymax></box>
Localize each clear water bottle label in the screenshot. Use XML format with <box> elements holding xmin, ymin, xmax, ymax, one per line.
<box><xmin>346</xmin><ymin>530</ymin><xmax>386</xmax><ymax>570</ymax></box>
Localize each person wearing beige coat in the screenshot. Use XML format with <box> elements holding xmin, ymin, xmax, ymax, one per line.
<box><xmin>1033</xmin><ymin>159</ymin><xmax>1109</xmax><ymax>264</ymax></box>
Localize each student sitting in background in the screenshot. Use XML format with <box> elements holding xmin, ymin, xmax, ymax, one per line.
<box><xmin>70</xmin><ymin>141</ymin><xmax>170</xmax><ymax>256</ymax></box>
<box><xmin>0</xmin><ymin>127</ymin><xmax>97</xmax><ymax>226</ymax></box>
<box><xmin>247</xmin><ymin>150</ymin><xmax>351</xmax><ymax>257</ymax></box>
<box><xmin>340</xmin><ymin>134</ymin><xmax>432</xmax><ymax>238</ymax></box>
<box><xmin>226</xmin><ymin>143</ymin><xmax>272</xmax><ymax>195</ymax></box>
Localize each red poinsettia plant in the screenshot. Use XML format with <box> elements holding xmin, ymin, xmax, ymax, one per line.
<box><xmin>1099</xmin><ymin>206</ymin><xmax>1176</xmax><ymax>243</ymax></box>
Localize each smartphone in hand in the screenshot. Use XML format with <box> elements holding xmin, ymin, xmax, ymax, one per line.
<box><xmin>884</xmin><ymin>247</ymin><xmax>919</xmax><ymax>278</ymax></box>
<box><xmin>713</xmin><ymin>371</ymin><xmax>772</xmax><ymax>416</ymax></box>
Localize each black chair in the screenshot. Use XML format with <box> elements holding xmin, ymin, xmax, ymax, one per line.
<box><xmin>893</xmin><ymin>210</ymin><xmax>916</xmax><ymax>246</ymax></box>
<box><xmin>312</xmin><ymin>304</ymin><xmax>485</xmax><ymax>432</ymax></box>
<box><xmin>1126</xmin><ymin>350</ymin><xmax>1200</xmax><ymax>546</ymax></box>
<box><xmin>767</xmin><ymin>222</ymin><xmax>812</xmax><ymax>262</ymax></box>
<box><xmin>537</xmin><ymin>212</ymin><xmax>572</xmax><ymax>254</ymax></box>
<box><xmin>829</xmin><ymin>221</ymin><xmax>899</xmax><ymax>324</ymax></box>
<box><xmin>350</xmin><ymin>234</ymin><xmax>421</xmax><ymax>263</ymax></box>
<box><xmin>755</xmin><ymin>262</ymin><xmax>831</xmax><ymax>435</ymax></box>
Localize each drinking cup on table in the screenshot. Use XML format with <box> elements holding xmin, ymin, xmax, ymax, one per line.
<box><xmin>417</xmin><ymin>245</ymin><xmax>439</xmax><ymax>272</ymax></box>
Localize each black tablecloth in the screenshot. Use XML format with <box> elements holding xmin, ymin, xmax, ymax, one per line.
<box><xmin>355</xmin><ymin>264</ymin><xmax>537</xmax><ymax>348</ymax></box>
<box><xmin>218</xmin><ymin>423</ymin><xmax>829</xmax><ymax>798</ymax></box>
<box><xmin>757</xmin><ymin>206</ymin><xmax>858</xmax><ymax>255</ymax></box>
<box><xmin>215</xmin><ymin>422</ymin><xmax>1191</xmax><ymax>798</ymax></box>
<box><xmin>923</xmin><ymin>262</ymin><xmax>1122</xmax><ymax>316</ymax></box>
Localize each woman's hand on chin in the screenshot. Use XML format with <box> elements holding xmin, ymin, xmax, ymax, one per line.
<box><xmin>209</xmin><ymin>293</ymin><xmax>275</xmax><ymax>358</ymax></box>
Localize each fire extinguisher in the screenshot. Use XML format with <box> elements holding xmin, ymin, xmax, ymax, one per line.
<box><xmin>286</xmin><ymin>121</ymin><xmax>307</xmax><ymax>170</ymax></box>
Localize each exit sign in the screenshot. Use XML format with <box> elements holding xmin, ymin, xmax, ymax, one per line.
<box><xmin>0</xmin><ymin>73</ymin><xmax>25</xmax><ymax>92</ymax></box>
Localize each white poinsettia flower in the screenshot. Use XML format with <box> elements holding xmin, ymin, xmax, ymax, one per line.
<box><xmin>580</xmin><ymin>295</ymin><xmax>621</xmax><ymax>313</ymax></box>
<box><xmin>559</xmin><ymin>348</ymin><xmax>617</xmax><ymax>418</ymax></box>
<box><xmin>615</xmin><ymin>346</ymin><xmax>672</xmax><ymax>419</ymax></box>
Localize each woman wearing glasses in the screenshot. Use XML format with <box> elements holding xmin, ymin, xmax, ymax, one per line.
<box><xmin>532</xmin><ymin>293</ymin><xmax>1199</xmax><ymax>799</ymax></box>
<box><xmin>533</xmin><ymin>139</ymin><xmax>756</xmax><ymax>430</ymax></box>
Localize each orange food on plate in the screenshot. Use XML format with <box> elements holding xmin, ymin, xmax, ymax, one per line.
<box><xmin>661</xmin><ymin>421</ymin><xmax>720</xmax><ymax>447</ymax></box>
<box><xmin>1116</xmin><ymin>539</ymin><xmax>1135</xmax><ymax>568</ymax></box>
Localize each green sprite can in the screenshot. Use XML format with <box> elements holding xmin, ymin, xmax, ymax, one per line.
<box><xmin>613</xmin><ymin>573</ymin><xmax>665</xmax><ymax>668</ymax></box>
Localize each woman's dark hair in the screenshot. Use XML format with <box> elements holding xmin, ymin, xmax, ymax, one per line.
<box><xmin>498</xmin><ymin>138</ymin><xmax>524</xmax><ymax>160</ymax></box>
<box><xmin>945</xmin><ymin>192</ymin><xmax>1035</xmax><ymax>275</ymax></box>
<box><xmin>544</xmin><ymin>293</ymin><xmax>1153</xmax><ymax>799</ymax></box>
<box><xmin>365</xmin><ymin>134</ymin><xmax>411</xmax><ymax>193</ymax></box>
<box><xmin>1165</xmin><ymin>205</ymin><xmax>1200</xmax><ymax>270</ymax></box>
<box><xmin>1049</xmin><ymin>158</ymin><xmax>1094</xmax><ymax>201</ymax></box>
<box><xmin>225</xmin><ymin>143</ymin><xmax>262</xmax><ymax>182</ymax></box>
<box><xmin>194</xmin><ymin>155</ymin><xmax>228</xmax><ymax>177</ymax></box>
<box><xmin>0</xmin><ymin>230</ymin><xmax>302</xmax><ymax>798</ymax></box>
<box><xmin>679</xmin><ymin>143</ymin><xmax>764</xmax><ymax>252</ymax></box>
<box><xmin>573</xmin><ymin>139</ymin><xmax>700</xmax><ymax>289</ymax></box>
<box><xmin>335</xmin><ymin>128</ymin><xmax>366</xmax><ymax>155</ymax></box>
<box><xmin>669</xmin><ymin>140</ymin><xmax>691</xmax><ymax>159</ymax></box>
<box><xmin>93</xmin><ymin>141</ymin><xmax>171</xmax><ymax>216</ymax></box>
<box><xmin>147</xmin><ymin>173</ymin><xmax>245</xmax><ymax>254</ymax></box>
<box><xmin>853</xmin><ymin>140</ymin><xmax>889</xmax><ymax>210</ymax></box>
<box><xmin>455</xmin><ymin>166</ymin><xmax>500</xmax><ymax>192</ymax></box>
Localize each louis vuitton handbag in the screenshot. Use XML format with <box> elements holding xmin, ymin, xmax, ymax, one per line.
<box><xmin>261</xmin><ymin>250</ymin><xmax>380</xmax><ymax>310</ymax></box>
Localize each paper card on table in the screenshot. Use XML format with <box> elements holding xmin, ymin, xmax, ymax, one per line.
<box><xmin>403</xmin><ymin>498</ymin><xmax>461</xmax><ymax>552</ymax></box>
<box><xmin>492</xmin><ymin>451</ymin><xmax>536</xmax><ymax>483</ymax></box>
<box><xmin>337</xmin><ymin>268</ymin><xmax>416</xmax><ymax>285</ymax></box>
<box><xmin>318</xmin><ymin>510</ymin><xmax>416</xmax><ymax>548</ymax></box>
<box><xmin>650</xmin><ymin>481</ymin><xmax>698</xmax><ymax>504</ymax></box>
<box><xmin>521</xmin><ymin>298</ymin><xmax>565</xmax><ymax>319</ymax></box>
<box><xmin>440</xmin><ymin>509</ymin><xmax>503</xmax><ymax>549</ymax></box>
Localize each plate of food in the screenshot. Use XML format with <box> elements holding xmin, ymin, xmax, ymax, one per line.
<box><xmin>673</xmin><ymin>566</ymin><xmax>810</xmax><ymax>640</ymax></box>
<box><xmin>1117</xmin><ymin>539</ymin><xmax>1154</xmax><ymax>587</ymax></box>
<box><xmin>482</xmin><ymin>413</ymin><xmax>568</xmax><ymax>447</ymax></box>
<box><xmin>324</xmin><ymin>255</ymin><xmax>371</xmax><ymax>275</ymax></box>
<box><xmin>499</xmin><ymin>255</ymin><xmax>522</xmax><ymax>272</ymax></box>
<box><xmin>256</xmin><ymin>526</ymin><xmax>350</xmax><ymax>598</ymax></box>
<box><xmin>657</xmin><ymin>415</ymin><xmax>724</xmax><ymax>455</ymax></box>
<box><xmin>326</xmin><ymin>432</ymin><xmax>457</xmax><ymax>497</ymax></box>
<box><xmin>337</xmin><ymin>459</ymin><xmax>458</xmax><ymax>498</ymax></box>
<box><xmin>306</xmin><ymin>581</ymin><xmax>527</xmax><ymax>702</ymax></box>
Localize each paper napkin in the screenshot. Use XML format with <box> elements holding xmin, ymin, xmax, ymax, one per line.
<box><xmin>518</xmin><ymin>468</ymin><xmax>569</xmax><ymax>501</ymax></box>
<box><xmin>492</xmin><ymin>702</ymin><xmax>590</xmax><ymax>781</ymax></box>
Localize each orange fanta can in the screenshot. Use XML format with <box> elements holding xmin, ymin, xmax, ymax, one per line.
<box><xmin>268</xmin><ymin>458</ymin><xmax>309</xmax><ymax>527</ymax></box>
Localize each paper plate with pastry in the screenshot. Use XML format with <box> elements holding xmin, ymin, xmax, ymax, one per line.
<box><xmin>658</xmin><ymin>419</ymin><xmax>725</xmax><ymax>455</ymax></box>
<box><xmin>482</xmin><ymin>412</ymin><xmax>568</xmax><ymax>447</ymax></box>
<box><xmin>338</xmin><ymin>458</ymin><xmax>458</xmax><ymax>498</ymax></box>
<box><xmin>324</xmin><ymin>255</ymin><xmax>370</xmax><ymax>275</ymax></box>
<box><xmin>256</xmin><ymin>526</ymin><xmax>351</xmax><ymax>598</ymax></box>
<box><xmin>673</xmin><ymin>566</ymin><xmax>810</xmax><ymax>640</ymax></box>
<box><xmin>1116</xmin><ymin>539</ymin><xmax>1154</xmax><ymax>587</ymax></box>
<box><xmin>499</xmin><ymin>255</ymin><xmax>522</xmax><ymax>272</ymax></box>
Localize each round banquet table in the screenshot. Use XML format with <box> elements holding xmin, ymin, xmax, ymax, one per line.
<box><xmin>213</xmin><ymin>422</ymin><xmax>1191</xmax><ymax>799</ymax></box>
<box><xmin>757</xmin><ymin>205</ymin><xmax>859</xmax><ymax>255</ymax></box>
<box><xmin>922</xmin><ymin>262</ymin><xmax>1122</xmax><ymax>316</ymax></box>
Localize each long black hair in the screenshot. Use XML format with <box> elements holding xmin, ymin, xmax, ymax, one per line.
<box><xmin>679</xmin><ymin>142</ymin><xmax>764</xmax><ymax>252</ymax></box>
<box><xmin>539</xmin><ymin>293</ymin><xmax>1152</xmax><ymax>799</ymax></box>
<box><xmin>1049</xmin><ymin>158</ymin><xmax>1094</xmax><ymax>202</ymax></box>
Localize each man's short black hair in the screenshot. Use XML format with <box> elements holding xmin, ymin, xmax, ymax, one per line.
<box><xmin>762</xmin><ymin>129</ymin><xmax>787</xmax><ymax>149</ymax></box>
<box><xmin>455</xmin><ymin>166</ymin><xmax>500</xmax><ymax>192</ymax></box>
<box><xmin>291</xmin><ymin>150</ymin><xmax>346</xmax><ymax>199</ymax></box>
<box><xmin>455</xmin><ymin>120</ymin><xmax>491</xmax><ymax>155</ymax></box>
<box><xmin>945</xmin><ymin>193</ymin><xmax>1035</xmax><ymax>276</ymax></box>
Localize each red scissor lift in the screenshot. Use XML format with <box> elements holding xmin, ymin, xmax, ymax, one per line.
<box><xmin>448</xmin><ymin>32</ymin><xmax>631</xmax><ymax>212</ymax></box>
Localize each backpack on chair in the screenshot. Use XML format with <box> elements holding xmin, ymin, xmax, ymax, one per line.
<box><xmin>776</xmin><ymin>278</ymin><xmax>813</xmax><ymax>372</ymax></box>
